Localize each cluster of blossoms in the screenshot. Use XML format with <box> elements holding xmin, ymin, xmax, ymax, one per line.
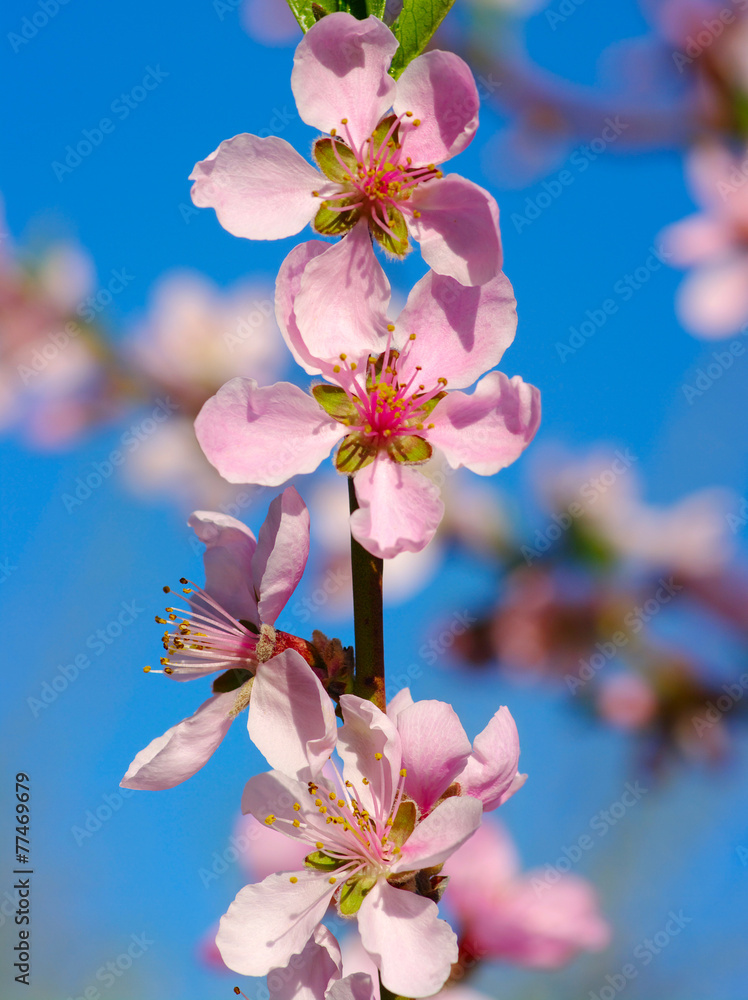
<box><xmin>120</xmin><ymin>11</ymin><xmax>611</xmax><ymax>1000</ymax></box>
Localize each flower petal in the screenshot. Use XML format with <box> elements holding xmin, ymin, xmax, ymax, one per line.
<box><xmin>249</xmin><ymin>649</ymin><xmax>338</xmax><ymax>779</ymax></box>
<box><xmin>395</xmin><ymin>700</ymin><xmax>472</xmax><ymax>812</ymax></box>
<box><xmin>190</xmin><ymin>134</ymin><xmax>323</xmax><ymax>240</ymax></box>
<box><xmin>427</xmin><ymin>372</ymin><xmax>540</xmax><ymax>476</ymax></box>
<box><xmin>457</xmin><ymin>706</ymin><xmax>525</xmax><ymax>812</ymax></box>
<box><xmin>326</xmin><ymin>973</ymin><xmax>377</xmax><ymax>1000</ymax></box>
<box><xmin>195</xmin><ymin>377</ymin><xmax>345</xmax><ymax>487</ymax></box>
<box><xmin>188</xmin><ymin>510</ymin><xmax>259</xmax><ymax>624</ymax></box>
<box><xmin>394</xmin><ymin>51</ymin><xmax>479</xmax><ymax>166</ymax></box>
<box><xmin>291</xmin><ymin>13</ymin><xmax>398</xmax><ymax>149</ymax></box>
<box><xmin>292</xmin><ymin>222</ymin><xmax>391</xmax><ymax>365</ymax></box>
<box><xmin>338</xmin><ymin>695</ymin><xmax>401</xmax><ymax>818</ymax></box>
<box><xmin>254</xmin><ymin>486</ymin><xmax>310</xmax><ymax>625</ymax></box>
<box><xmin>351</xmin><ymin>457</ymin><xmax>444</xmax><ymax>559</ymax></box>
<box><xmin>386</xmin><ymin>687</ymin><xmax>413</xmax><ymax>722</ymax></box>
<box><xmin>396</xmin><ymin>270</ymin><xmax>517</xmax><ymax>389</ymax></box>
<box><xmin>410</xmin><ymin>175</ymin><xmax>502</xmax><ymax>286</ymax></box>
<box><xmin>120</xmin><ymin>692</ymin><xmax>236</xmax><ymax>790</ymax></box>
<box><xmin>242</xmin><ymin>768</ymin><xmax>332</xmax><ymax>840</ymax></box>
<box><xmin>216</xmin><ymin>871</ymin><xmax>335</xmax><ymax>976</ymax></box>
<box><xmin>275</xmin><ymin>240</ymin><xmax>335</xmax><ymax>376</ymax></box>
<box><xmin>358</xmin><ymin>881</ymin><xmax>457</xmax><ymax>997</ymax></box>
<box><xmin>390</xmin><ymin>794</ymin><xmax>482</xmax><ymax>872</ymax></box>
<box><xmin>676</xmin><ymin>256</ymin><xmax>748</xmax><ymax>339</ymax></box>
<box><xmin>267</xmin><ymin>925</ymin><xmax>343</xmax><ymax>1000</ymax></box>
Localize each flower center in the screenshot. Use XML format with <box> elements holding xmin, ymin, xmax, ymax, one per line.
<box><xmin>144</xmin><ymin>577</ymin><xmax>258</xmax><ymax>678</ymax></box>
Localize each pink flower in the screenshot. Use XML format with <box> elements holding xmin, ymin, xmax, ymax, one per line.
<box><xmin>661</xmin><ymin>141</ymin><xmax>748</xmax><ymax>338</ymax></box>
<box><xmin>190</xmin><ymin>12</ymin><xmax>501</xmax><ymax>286</ymax></box>
<box><xmin>217</xmin><ymin>684</ymin><xmax>524</xmax><ymax>996</ymax></box>
<box><xmin>445</xmin><ymin>820</ymin><xmax>611</xmax><ymax>968</ymax></box>
<box><xmin>121</xmin><ymin>487</ymin><xmax>335</xmax><ymax>790</ymax></box>
<box><xmin>195</xmin><ymin>252</ymin><xmax>540</xmax><ymax>559</ymax></box>
<box><xmin>596</xmin><ymin>673</ymin><xmax>658</xmax><ymax>731</ymax></box>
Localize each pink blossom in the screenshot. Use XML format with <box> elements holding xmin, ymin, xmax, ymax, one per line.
<box><xmin>661</xmin><ymin>141</ymin><xmax>748</xmax><ymax>338</ymax></box>
<box><xmin>195</xmin><ymin>251</ymin><xmax>540</xmax><ymax>559</ymax></box>
<box><xmin>190</xmin><ymin>12</ymin><xmax>501</xmax><ymax>286</ymax></box>
<box><xmin>240</xmin><ymin>0</ymin><xmax>300</xmax><ymax>47</ymax></box>
<box><xmin>445</xmin><ymin>820</ymin><xmax>611</xmax><ymax>968</ymax></box>
<box><xmin>121</xmin><ymin>487</ymin><xmax>336</xmax><ymax>790</ymax></box>
<box><xmin>217</xmin><ymin>685</ymin><xmax>524</xmax><ymax>996</ymax></box>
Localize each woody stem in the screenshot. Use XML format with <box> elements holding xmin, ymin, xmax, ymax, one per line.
<box><xmin>348</xmin><ymin>477</ymin><xmax>385</xmax><ymax>710</ymax></box>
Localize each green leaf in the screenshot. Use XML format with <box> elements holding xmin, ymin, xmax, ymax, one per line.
<box><xmin>387</xmin><ymin>434</ymin><xmax>432</xmax><ymax>465</ymax></box>
<box><xmin>314</xmin><ymin>202</ymin><xmax>360</xmax><ymax>237</ymax></box>
<box><xmin>286</xmin><ymin>0</ymin><xmax>338</xmax><ymax>33</ymax></box>
<box><xmin>339</xmin><ymin>874</ymin><xmax>377</xmax><ymax>915</ymax></box>
<box><xmin>304</xmin><ymin>850</ymin><xmax>347</xmax><ymax>871</ymax></box>
<box><xmin>212</xmin><ymin>668</ymin><xmax>252</xmax><ymax>694</ymax></box>
<box><xmin>389</xmin><ymin>0</ymin><xmax>457</xmax><ymax>78</ymax></box>
<box><xmin>312</xmin><ymin>384</ymin><xmax>359</xmax><ymax>423</ymax></box>
<box><xmin>335</xmin><ymin>433</ymin><xmax>377</xmax><ymax>474</ymax></box>
<box><xmin>313</xmin><ymin>138</ymin><xmax>359</xmax><ymax>183</ymax></box>
<box><xmin>371</xmin><ymin>204</ymin><xmax>409</xmax><ymax>257</ymax></box>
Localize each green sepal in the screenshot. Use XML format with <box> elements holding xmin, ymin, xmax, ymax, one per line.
<box><xmin>212</xmin><ymin>668</ymin><xmax>252</xmax><ymax>694</ymax></box>
<box><xmin>387</xmin><ymin>434</ymin><xmax>432</xmax><ymax>465</ymax></box>
<box><xmin>370</xmin><ymin>114</ymin><xmax>400</xmax><ymax>157</ymax></box>
<box><xmin>304</xmin><ymin>850</ymin><xmax>347</xmax><ymax>872</ymax></box>
<box><xmin>313</xmin><ymin>384</ymin><xmax>359</xmax><ymax>423</ymax></box>
<box><xmin>313</xmin><ymin>137</ymin><xmax>359</xmax><ymax>183</ymax></box>
<box><xmin>416</xmin><ymin>390</ymin><xmax>446</xmax><ymax>417</ymax></box>
<box><xmin>286</xmin><ymin>0</ymin><xmax>377</xmax><ymax>32</ymax></box>
<box><xmin>371</xmin><ymin>204</ymin><xmax>409</xmax><ymax>257</ymax></box>
<box><xmin>314</xmin><ymin>202</ymin><xmax>360</xmax><ymax>237</ymax></box>
<box><xmin>338</xmin><ymin>874</ymin><xmax>377</xmax><ymax>915</ymax></box>
<box><xmin>388</xmin><ymin>799</ymin><xmax>417</xmax><ymax>850</ymax></box>
<box><xmin>388</xmin><ymin>0</ymin><xmax>458</xmax><ymax>78</ymax></box>
<box><xmin>335</xmin><ymin>433</ymin><xmax>377</xmax><ymax>474</ymax></box>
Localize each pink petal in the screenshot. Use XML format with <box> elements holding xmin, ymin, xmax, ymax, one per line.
<box><xmin>216</xmin><ymin>872</ymin><xmax>335</xmax><ymax>976</ymax></box>
<box><xmin>195</xmin><ymin>377</ymin><xmax>345</xmax><ymax>486</ymax></box>
<box><xmin>394</xmin><ymin>51</ymin><xmax>479</xmax><ymax>166</ymax></box>
<box><xmin>254</xmin><ymin>486</ymin><xmax>310</xmax><ymax>625</ymax></box>
<box><xmin>120</xmin><ymin>692</ymin><xmax>236</xmax><ymax>790</ymax></box>
<box><xmin>395</xmin><ymin>700</ymin><xmax>472</xmax><ymax>813</ymax></box>
<box><xmin>291</xmin><ymin>222</ymin><xmax>391</xmax><ymax>365</ymax></box>
<box><xmin>390</xmin><ymin>795</ymin><xmax>482</xmax><ymax>873</ymax></box>
<box><xmin>188</xmin><ymin>510</ymin><xmax>259</xmax><ymax>625</ymax></box>
<box><xmin>249</xmin><ymin>650</ymin><xmax>338</xmax><ymax>779</ymax></box>
<box><xmin>275</xmin><ymin>240</ymin><xmax>334</xmax><ymax>376</ymax></box>
<box><xmin>676</xmin><ymin>256</ymin><xmax>748</xmax><ymax>339</ymax></box>
<box><xmin>350</xmin><ymin>457</ymin><xmax>444</xmax><ymax>560</ymax></box>
<box><xmin>396</xmin><ymin>270</ymin><xmax>517</xmax><ymax>390</ymax></box>
<box><xmin>242</xmin><ymin>769</ymin><xmax>331</xmax><ymax>839</ymax></box>
<box><xmin>291</xmin><ymin>13</ymin><xmax>398</xmax><ymax>149</ymax></box>
<box><xmin>338</xmin><ymin>695</ymin><xmax>401</xmax><ymax>818</ymax></box>
<box><xmin>190</xmin><ymin>134</ymin><xmax>323</xmax><ymax>240</ymax></box>
<box><xmin>266</xmin><ymin>925</ymin><xmax>343</xmax><ymax>1000</ymax></box>
<box><xmin>386</xmin><ymin>687</ymin><xmax>414</xmax><ymax>722</ymax></box>
<box><xmin>358</xmin><ymin>881</ymin><xmax>457</xmax><ymax>997</ymax></box>
<box><xmin>428</xmin><ymin>372</ymin><xmax>540</xmax><ymax>476</ymax></box>
<box><xmin>660</xmin><ymin>214</ymin><xmax>734</xmax><ymax>267</ymax></box>
<box><xmin>457</xmin><ymin>706</ymin><xmax>525</xmax><ymax>812</ymax></box>
<box><xmin>326</xmin><ymin>973</ymin><xmax>377</xmax><ymax>1000</ymax></box>
<box><xmin>409</xmin><ymin>175</ymin><xmax>502</xmax><ymax>286</ymax></box>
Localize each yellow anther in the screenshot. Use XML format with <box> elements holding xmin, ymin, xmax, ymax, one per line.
<box><xmin>164</xmin><ymin>667</ymin><xmax>174</xmax><ymax>675</ymax></box>
<box><xmin>374</xmin><ymin>752</ymin><xmax>383</xmax><ymax>760</ymax></box>
<box><xmin>413</xmin><ymin>210</ymin><xmax>421</xmax><ymax>218</ymax></box>
<box><xmin>316</xmin><ymin>841</ymin><xmax>324</xmax><ymax>849</ymax></box>
<box><xmin>329</xmin><ymin>876</ymin><xmax>337</xmax><ymax>884</ymax></box>
<box><xmin>362</xmin><ymin>777</ymin><xmax>370</xmax><ymax>785</ymax></box>
<box><xmin>427</xmin><ymin>423</ymin><xmax>435</xmax><ymax>429</ymax></box>
<box><xmin>330</xmin><ymin>128</ymin><xmax>337</xmax><ymax>136</ymax></box>
<box><xmin>329</xmin><ymin>792</ymin><xmax>337</xmax><ymax>801</ymax></box>
<box><xmin>265</xmin><ymin>815</ymin><xmax>276</xmax><ymax>825</ymax></box>
<box><xmin>409</xmin><ymin>333</ymin><xmax>416</xmax><ymax>340</ymax></box>
<box><xmin>387</xmin><ymin>323</ymin><xmax>395</xmax><ymax>332</ymax></box>
<box><xmin>293</xmin><ymin>802</ymin><xmax>301</xmax><ymax>811</ymax></box>
<box><xmin>293</xmin><ymin>819</ymin><xmax>301</xmax><ymax>828</ymax></box>
<box><xmin>163</xmin><ymin>585</ymin><xmax>171</xmax><ymax>593</ymax></box>
<box><xmin>319</xmin><ymin>806</ymin><xmax>327</xmax><ymax>814</ymax></box>
<box><xmin>400</xmin><ymin>768</ymin><xmax>407</xmax><ymax>777</ymax></box>
<box><xmin>339</xmin><ymin>353</ymin><xmax>347</xmax><ymax>361</ymax></box>
<box><xmin>315</xmin><ymin>798</ymin><xmax>323</xmax><ymax>807</ymax></box>
<box><xmin>341</xmin><ymin>117</ymin><xmax>348</xmax><ymax>124</ymax></box>
<box><xmin>413</xmin><ymin>119</ymin><xmax>421</xmax><ymax>126</ymax></box>
<box><xmin>333</xmin><ymin>365</ymin><xmax>341</xmax><ymax>373</ymax></box>
<box><xmin>405</xmin><ymin>110</ymin><xmax>413</xmax><ymax>117</ymax></box>
<box><xmin>312</xmin><ymin>190</ymin><xmax>319</xmax><ymax>197</ymax></box>
<box><xmin>289</xmin><ymin>876</ymin><xmax>298</xmax><ymax>883</ymax></box>
<box><xmin>337</xmin><ymin>799</ymin><xmax>345</xmax><ymax>807</ymax></box>
<box><xmin>143</xmin><ymin>665</ymin><xmax>151</xmax><ymax>673</ymax></box>
<box><xmin>350</xmin><ymin>362</ymin><xmax>357</xmax><ymax>370</ymax></box>
<box><xmin>179</xmin><ymin>577</ymin><xmax>188</xmax><ymax>585</ymax></box>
